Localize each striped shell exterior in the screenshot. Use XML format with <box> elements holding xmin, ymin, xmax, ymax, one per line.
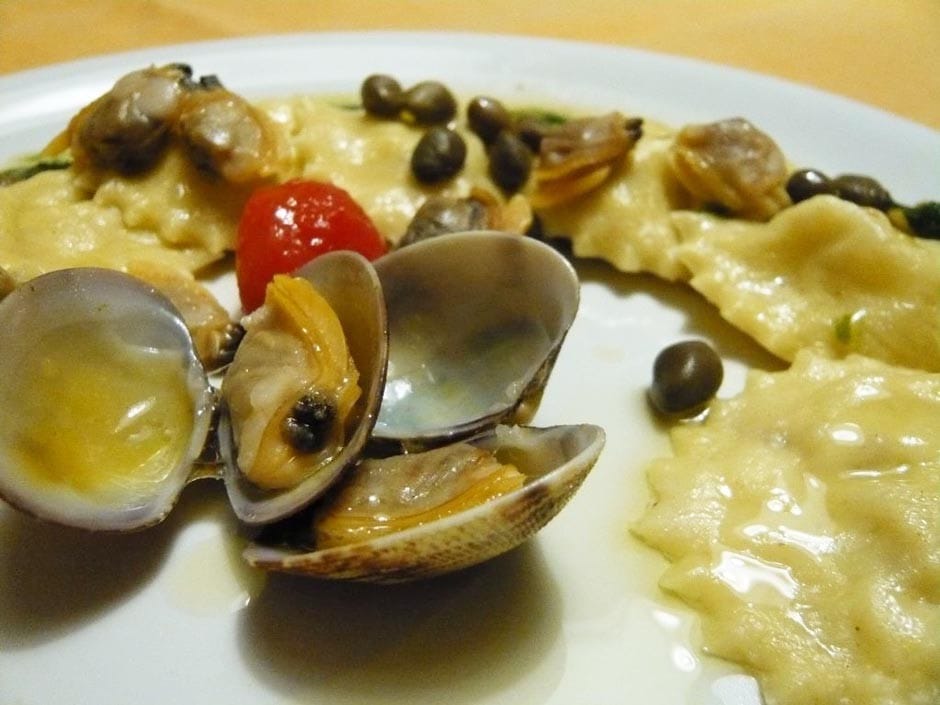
<box><xmin>244</xmin><ymin>424</ymin><xmax>605</xmax><ymax>583</ymax></box>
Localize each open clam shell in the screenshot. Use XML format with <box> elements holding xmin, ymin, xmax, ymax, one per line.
<box><xmin>373</xmin><ymin>231</ymin><xmax>580</xmax><ymax>447</ymax></box>
<box><xmin>218</xmin><ymin>250</ymin><xmax>389</xmax><ymax>525</ymax></box>
<box><xmin>0</xmin><ymin>268</ymin><xmax>214</xmax><ymax>531</ymax></box>
<box><xmin>244</xmin><ymin>423</ymin><xmax>606</xmax><ymax>583</ymax></box>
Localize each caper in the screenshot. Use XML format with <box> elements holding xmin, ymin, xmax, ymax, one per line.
<box><xmin>411</xmin><ymin>127</ymin><xmax>467</xmax><ymax>184</ymax></box>
<box><xmin>282</xmin><ymin>392</ymin><xmax>336</xmax><ymax>453</ymax></box>
<box><xmin>648</xmin><ymin>340</ymin><xmax>723</xmax><ymax>417</ymax></box>
<box><xmin>361</xmin><ymin>74</ymin><xmax>405</xmax><ymax>117</ymax></box>
<box><xmin>467</xmin><ymin>96</ymin><xmax>512</xmax><ymax>144</ymax></box>
<box><xmin>210</xmin><ymin>321</ymin><xmax>246</xmax><ymax>370</ymax></box>
<box><xmin>403</xmin><ymin>81</ymin><xmax>457</xmax><ymax>125</ymax></box>
<box><xmin>487</xmin><ymin>130</ymin><xmax>533</xmax><ymax>193</ymax></box>
<box><xmin>901</xmin><ymin>201</ymin><xmax>940</xmax><ymax>239</ymax></box>
<box><xmin>830</xmin><ymin>173</ymin><xmax>894</xmax><ymax>210</ymax></box>
<box><xmin>785</xmin><ymin>168</ymin><xmax>832</xmax><ymax>203</ymax></box>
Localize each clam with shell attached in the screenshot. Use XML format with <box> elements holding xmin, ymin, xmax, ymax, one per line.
<box><xmin>243</xmin><ymin>232</ymin><xmax>601</xmax><ymax>583</ymax></box>
<box><xmin>218</xmin><ymin>250</ymin><xmax>388</xmax><ymax>525</ymax></box>
<box><xmin>246</xmin><ymin>423</ymin><xmax>606</xmax><ymax>583</ymax></box>
<box><xmin>0</xmin><ymin>230</ymin><xmax>603</xmax><ymax>582</ymax></box>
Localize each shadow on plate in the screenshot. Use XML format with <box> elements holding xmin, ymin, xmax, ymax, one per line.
<box><xmin>0</xmin><ymin>478</ymin><xmax>229</xmax><ymax>648</ymax></box>
<box><xmin>239</xmin><ymin>540</ymin><xmax>565</xmax><ymax>705</ymax></box>
<box><xmin>576</xmin><ymin>258</ymin><xmax>787</xmax><ymax>372</ymax></box>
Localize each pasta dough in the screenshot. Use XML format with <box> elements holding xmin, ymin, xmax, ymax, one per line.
<box><xmin>537</xmin><ymin>122</ymin><xmax>691</xmax><ymax>281</ymax></box>
<box><xmin>265</xmin><ymin>97</ymin><xmax>499</xmax><ymax>245</ymax></box>
<box><xmin>633</xmin><ymin>350</ymin><xmax>940</xmax><ymax>705</ymax></box>
<box><xmin>0</xmin><ymin>164</ymin><xmax>228</xmax><ymax>282</ymax></box>
<box><xmin>0</xmin><ymin>98</ymin><xmax>500</xmax><ymax>282</ymax></box>
<box><xmin>674</xmin><ymin>195</ymin><xmax>940</xmax><ymax>371</ymax></box>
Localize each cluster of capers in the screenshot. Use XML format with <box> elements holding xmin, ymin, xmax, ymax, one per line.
<box><xmin>648</xmin><ymin>340</ymin><xmax>724</xmax><ymax>418</ymax></box>
<box><xmin>282</xmin><ymin>392</ymin><xmax>336</xmax><ymax>453</ymax></box>
<box><xmin>361</xmin><ymin>75</ymin><xmax>457</xmax><ymax>123</ymax></box>
<box><xmin>786</xmin><ymin>168</ymin><xmax>940</xmax><ymax>239</ymax></box>
<box><xmin>786</xmin><ymin>169</ymin><xmax>894</xmax><ymax>211</ymax></box>
<box><xmin>360</xmin><ymin>75</ymin><xmax>549</xmax><ymax>194</ymax></box>
<box><xmin>466</xmin><ymin>96</ymin><xmax>539</xmax><ymax>194</ymax></box>
<box><xmin>361</xmin><ymin>75</ymin><xmax>466</xmax><ymax>185</ymax></box>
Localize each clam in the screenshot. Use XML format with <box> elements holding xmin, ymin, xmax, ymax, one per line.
<box><xmin>0</xmin><ymin>231</ymin><xmax>596</xmax><ymax>586</ymax></box>
<box><xmin>218</xmin><ymin>250</ymin><xmax>388</xmax><ymax>525</ymax></box>
<box><xmin>373</xmin><ymin>230</ymin><xmax>580</xmax><ymax>446</ymax></box>
<box><xmin>244</xmin><ymin>423</ymin><xmax>606</xmax><ymax>583</ymax></box>
<box><xmin>0</xmin><ymin>252</ymin><xmax>386</xmax><ymax>532</ymax></box>
<box><xmin>0</xmin><ymin>268</ymin><xmax>215</xmax><ymax>531</ymax></box>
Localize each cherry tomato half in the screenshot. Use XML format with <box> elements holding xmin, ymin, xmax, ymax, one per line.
<box><xmin>235</xmin><ymin>179</ymin><xmax>387</xmax><ymax>312</ymax></box>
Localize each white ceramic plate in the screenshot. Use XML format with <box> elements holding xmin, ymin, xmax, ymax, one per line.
<box><xmin>0</xmin><ymin>32</ymin><xmax>937</xmax><ymax>705</ymax></box>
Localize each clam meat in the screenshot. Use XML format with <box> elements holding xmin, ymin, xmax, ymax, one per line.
<box><xmin>219</xmin><ymin>250</ymin><xmax>388</xmax><ymax>525</ymax></box>
<box><xmin>53</xmin><ymin>63</ymin><xmax>284</xmax><ymax>183</ymax></box>
<box><xmin>0</xmin><ymin>231</ymin><xmax>599</xmax><ymax>586</ymax></box>
<box><xmin>245</xmin><ymin>423</ymin><xmax>606</xmax><ymax>583</ymax></box>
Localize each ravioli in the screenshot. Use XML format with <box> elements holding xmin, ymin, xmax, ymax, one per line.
<box><xmin>633</xmin><ymin>350</ymin><xmax>940</xmax><ymax>705</ymax></box>
<box><xmin>0</xmin><ymin>166</ymin><xmax>227</xmax><ymax>282</ymax></box>
<box><xmin>674</xmin><ymin>195</ymin><xmax>940</xmax><ymax>371</ymax></box>
<box><xmin>89</xmin><ymin>147</ymin><xmax>254</xmax><ymax>257</ymax></box>
<box><xmin>537</xmin><ymin>122</ymin><xmax>691</xmax><ymax>281</ymax></box>
<box><xmin>0</xmin><ymin>97</ymin><xmax>505</xmax><ymax>284</ymax></box>
<box><xmin>262</xmin><ymin>97</ymin><xmax>499</xmax><ymax>245</ymax></box>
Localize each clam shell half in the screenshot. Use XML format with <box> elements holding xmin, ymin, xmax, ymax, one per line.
<box><xmin>373</xmin><ymin>231</ymin><xmax>580</xmax><ymax>447</ymax></box>
<box><xmin>0</xmin><ymin>268</ymin><xmax>214</xmax><ymax>531</ymax></box>
<box><xmin>243</xmin><ymin>423</ymin><xmax>606</xmax><ymax>583</ymax></box>
<box><xmin>218</xmin><ymin>250</ymin><xmax>389</xmax><ymax>525</ymax></box>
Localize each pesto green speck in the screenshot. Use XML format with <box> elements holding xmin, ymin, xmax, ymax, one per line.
<box><xmin>834</xmin><ymin>314</ymin><xmax>853</xmax><ymax>344</ymax></box>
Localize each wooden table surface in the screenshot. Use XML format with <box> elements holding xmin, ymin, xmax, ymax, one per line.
<box><xmin>1</xmin><ymin>0</ymin><xmax>938</xmax><ymax>130</ymax></box>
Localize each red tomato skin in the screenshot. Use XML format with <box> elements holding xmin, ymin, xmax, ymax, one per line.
<box><xmin>235</xmin><ymin>180</ymin><xmax>387</xmax><ymax>312</ymax></box>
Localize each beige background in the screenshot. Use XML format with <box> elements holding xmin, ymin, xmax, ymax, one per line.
<box><xmin>1</xmin><ymin>0</ymin><xmax>938</xmax><ymax>129</ymax></box>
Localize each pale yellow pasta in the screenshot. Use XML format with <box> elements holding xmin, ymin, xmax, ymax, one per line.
<box><xmin>1</xmin><ymin>95</ymin><xmax>689</xmax><ymax>284</ymax></box>
<box><xmin>263</xmin><ymin>97</ymin><xmax>499</xmax><ymax>245</ymax></box>
<box><xmin>674</xmin><ymin>195</ymin><xmax>940</xmax><ymax>371</ymax></box>
<box><xmin>89</xmin><ymin>147</ymin><xmax>253</xmax><ymax>256</ymax></box>
<box><xmin>0</xmin><ymin>98</ymin><xmax>486</xmax><ymax>280</ymax></box>
<box><xmin>538</xmin><ymin>122</ymin><xmax>691</xmax><ymax>281</ymax></box>
<box><xmin>0</xmin><ymin>167</ymin><xmax>225</xmax><ymax>282</ymax></box>
<box><xmin>633</xmin><ymin>350</ymin><xmax>940</xmax><ymax>705</ymax></box>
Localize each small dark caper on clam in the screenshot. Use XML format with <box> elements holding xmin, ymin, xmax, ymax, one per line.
<box><xmin>282</xmin><ymin>392</ymin><xmax>337</xmax><ymax>453</ymax></box>
<box><xmin>210</xmin><ymin>321</ymin><xmax>246</xmax><ymax>370</ymax></box>
<box><xmin>830</xmin><ymin>173</ymin><xmax>894</xmax><ymax>211</ymax></box>
<box><xmin>785</xmin><ymin>168</ymin><xmax>832</xmax><ymax>204</ymax></box>
<box><xmin>648</xmin><ymin>340</ymin><xmax>723</xmax><ymax>417</ymax></box>
<box><xmin>411</xmin><ymin>126</ymin><xmax>467</xmax><ymax>184</ymax></box>
<box><xmin>487</xmin><ymin>130</ymin><xmax>533</xmax><ymax>193</ymax></box>
<box><xmin>467</xmin><ymin>96</ymin><xmax>513</xmax><ymax>144</ymax></box>
<box><xmin>361</xmin><ymin>74</ymin><xmax>405</xmax><ymax>118</ymax></box>
<box><xmin>402</xmin><ymin>81</ymin><xmax>458</xmax><ymax>125</ymax></box>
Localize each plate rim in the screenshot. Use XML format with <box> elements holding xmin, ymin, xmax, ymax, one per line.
<box><xmin>0</xmin><ymin>29</ymin><xmax>937</xmax><ymax>705</ymax></box>
<box><xmin>0</xmin><ymin>29</ymin><xmax>936</xmax><ymax>130</ymax></box>
<box><xmin>2</xmin><ymin>30</ymin><xmax>936</xmax><ymax>203</ymax></box>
